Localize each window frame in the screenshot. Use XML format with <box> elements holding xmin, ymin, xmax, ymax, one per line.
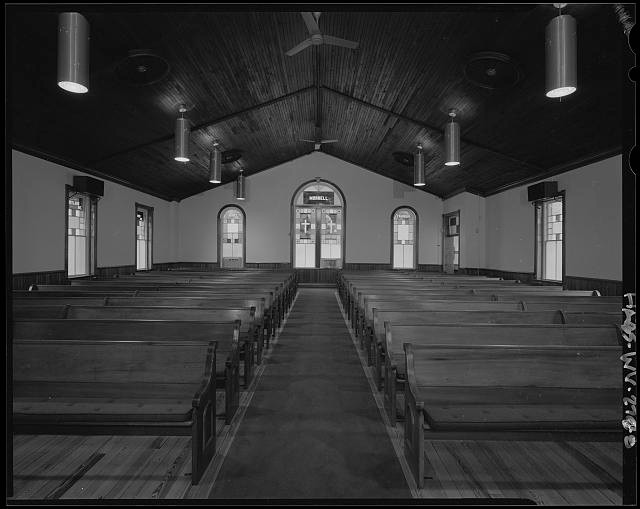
<box><xmin>290</xmin><ymin>179</ymin><xmax>347</xmax><ymax>269</ymax></box>
<box><xmin>533</xmin><ymin>191</ymin><xmax>566</xmax><ymax>284</ymax></box>
<box><xmin>64</xmin><ymin>184</ymin><xmax>98</xmax><ymax>279</ymax></box>
<box><xmin>135</xmin><ymin>202</ymin><xmax>154</xmax><ymax>272</ymax></box>
<box><xmin>442</xmin><ymin>210</ymin><xmax>461</xmax><ymax>272</ymax></box>
<box><xmin>390</xmin><ymin>206</ymin><xmax>419</xmax><ymax>270</ymax></box>
<box><xmin>217</xmin><ymin>204</ymin><xmax>246</xmax><ymax>269</ymax></box>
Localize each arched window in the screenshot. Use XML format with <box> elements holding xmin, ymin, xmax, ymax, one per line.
<box><xmin>291</xmin><ymin>180</ymin><xmax>345</xmax><ymax>269</ymax></box>
<box><xmin>218</xmin><ymin>205</ymin><xmax>246</xmax><ymax>269</ymax></box>
<box><xmin>392</xmin><ymin>207</ymin><xmax>418</xmax><ymax>269</ymax></box>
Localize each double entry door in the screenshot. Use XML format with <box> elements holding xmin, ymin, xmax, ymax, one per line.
<box><xmin>294</xmin><ymin>206</ymin><xmax>343</xmax><ymax>268</ymax></box>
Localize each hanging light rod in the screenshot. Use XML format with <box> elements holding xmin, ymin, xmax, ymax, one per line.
<box><xmin>235</xmin><ymin>169</ymin><xmax>246</xmax><ymax>200</ymax></box>
<box><xmin>413</xmin><ymin>144</ymin><xmax>425</xmax><ymax>187</ymax></box>
<box><xmin>174</xmin><ymin>104</ymin><xmax>190</xmax><ymax>162</ymax></box>
<box><xmin>444</xmin><ymin>109</ymin><xmax>461</xmax><ymax>166</ymax></box>
<box><xmin>209</xmin><ymin>140</ymin><xmax>222</xmax><ymax>184</ymax></box>
<box><xmin>57</xmin><ymin>12</ymin><xmax>90</xmax><ymax>93</ymax></box>
<box><xmin>545</xmin><ymin>4</ymin><xmax>577</xmax><ymax>98</ymax></box>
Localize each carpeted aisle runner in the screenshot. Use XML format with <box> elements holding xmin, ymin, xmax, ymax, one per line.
<box><xmin>208</xmin><ymin>288</ymin><xmax>410</xmax><ymax>499</ymax></box>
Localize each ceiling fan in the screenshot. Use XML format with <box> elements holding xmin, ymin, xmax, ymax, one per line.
<box><xmin>300</xmin><ymin>136</ymin><xmax>339</xmax><ymax>151</ymax></box>
<box><xmin>286</xmin><ymin>12</ymin><xmax>359</xmax><ymax>56</ymax></box>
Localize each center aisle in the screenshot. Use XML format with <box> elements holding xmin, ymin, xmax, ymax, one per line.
<box><xmin>208</xmin><ymin>288</ymin><xmax>410</xmax><ymax>500</ymax></box>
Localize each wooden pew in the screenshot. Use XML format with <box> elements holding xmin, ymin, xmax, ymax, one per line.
<box><xmin>13</xmin><ymin>339</ymin><xmax>218</xmax><ymax>485</ymax></box>
<box><xmin>354</xmin><ymin>294</ymin><xmax>620</xmax><ymax>336</ymax></box>
<box><xmin>403</xmin><ymin>342</ymin><xmax>622</xmax><ymax>488</ymax></box>
<box><xmin>24</xmin><ymin>287</ymin><xmax>282</xmax><ymax>338</ymax></box>
<box><xmin>364</xmin><ymin>308</ymin><xmax>621</xmax><ymax>367</ymax></box>
<box><xmin>13</xmin><ymin>319</ymin><xmax>242</xmax><ymax>424</ymax></box>
<box><xmin>13</xmin><ymin>304</ymin><xmax>265</xmax><ymax>371</ymax></box>
<box><xmin>382</xmin><ymin>322</ymin><xmax>621</xmax><ymax>426</ymax></box>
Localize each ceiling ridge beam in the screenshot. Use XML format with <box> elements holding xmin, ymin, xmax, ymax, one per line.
<box><xmin>321</xmin><ymin>85</ymin><xmax>545</xmax><ymax>173</ymax></box>
<box><xmin>87</xmin><ymin>85</ymin><xmax>316</xmax><ymax>165</ymax></box>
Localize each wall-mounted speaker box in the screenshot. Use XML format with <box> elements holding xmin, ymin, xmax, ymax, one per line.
<box><xmin>527</xmin><ymin>181</ymin><xmax>558</xmax><ymax>202</ymax></box>
<box><xmin>73</xmin><ymin>176</ymin><xmax>104</xmax><ymax>197</ymax></box>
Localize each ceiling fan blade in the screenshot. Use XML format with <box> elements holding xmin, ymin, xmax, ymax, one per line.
<box><xmin>322</xmin><ymin>35</ymin><xmax>359</xmax><ymax>50</ymax></box>
<box><xmin>300</xmin><ymin>139</ymin><xmax>317</xmax><ymax>143</ymax></box>
<box><xmin>320</xmin><ymin>139</ymin><xmax>338</xmax><ymax>144</ymax></box>
<box><xmin>285</xmin><ymin>38</ymin><xmax>313</xmax><ymax>56</ymax></box>
<box><xmin>300</xmin><ymin>12</ymin><xmax>320</xmax><ymax>35</ymax></box>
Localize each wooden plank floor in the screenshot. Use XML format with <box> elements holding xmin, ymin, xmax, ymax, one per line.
<box><xmin>9</xmin><ymin>288</ymin><xmax>624</xmax><ymax>503</ymax></box>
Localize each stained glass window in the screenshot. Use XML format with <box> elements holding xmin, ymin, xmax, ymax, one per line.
<box><xmin>392</xmin><ymin>208</ymin><xmax>417</xmax><ymax>269</ymax></box>
<box><xmin>536</xmin><ymin>198</ymin><xmax>563</xmax><ymax>281</ymax></box>
<box><xmin>220</xmin><ymin>206</ymin><xmax>245</xmax><ymax>268</ymax></box>
<box><xmin>67</xmin><ymin>190</ymin><xmax>97</xmax><ymax>277</ymax></box>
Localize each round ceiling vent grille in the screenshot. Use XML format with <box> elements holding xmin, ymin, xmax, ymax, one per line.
<box><xmin>115</xmin><ymin>50</ymin><xmax>170</xmax><ymax>86</ymax></box>
<box><xmin>222</xmin><ymin>149</ymin><xmax>243</xmax><ymax>164</ymax></box>
<box><xmin>464</xmin><ymin>52</ymin><xmax>521</xmax><ymax>90</ymax></box>
<box><xmin>392</xmin><ymin>151</ymin><xmax>414</xmax><ymax>166</ymax></box>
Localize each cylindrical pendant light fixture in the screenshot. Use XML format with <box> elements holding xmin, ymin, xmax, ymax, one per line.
<box><xmin>444</xmin><ymin>110</ymin><xmax>460</xmax><ymax>166</ymax></box>
<box><xmin>235</xmin><ymin>169</ymin><xmax>246</xmax><ymax>200</ymax></box>
<box><xmin>413</xmin><ymin>145</ymin><xmax>425</xmax><ymax>187</ymax></box>
<box><xmin>174</xmin><ymin>105</ymin><xmax>190</xmax><ymax>162</ymax></box>
<box><xmin>57</xmin><ymin>12</ymin><xmax>90</xmax><ymax>94</ymax></box>
<box><xmin>209</xmin><ymin>142</ymin><xmax>222</xmax><ymax>183</ymax></box>
<box><xmin>545</xmin><ymin>7</ymin><xmax>577</xmax><ymax>98</ymax></box>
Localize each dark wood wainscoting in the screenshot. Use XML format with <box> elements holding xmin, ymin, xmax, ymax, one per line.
<box><xmin>12</xmin><ymin>270</ymin><xmax>68</xmax><ymax>290</ymax></box>
<box><xmin>96</xmin><ymin>265</ymin><xmax>136</xmax><ymax>279</ymax></box>
<box><xmin>565</xmin><ymin>275</ymin><xmax>623</xmax><ymax>297</ymax></box>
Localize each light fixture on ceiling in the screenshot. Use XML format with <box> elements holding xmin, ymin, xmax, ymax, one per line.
<box><xmin>57</xmin><ymin>12</ymin><xmax>90</xmax><ymax>93</ymax></box>
<box><xmin>545</xmin><ymin>4</ymin><xmax>577</xmax><ymax>98</ymax></box>
<box><xmin>413</xmin><ymin>144</ymin><xmax>425</xmax><ymax>187</ymax></box>
<box><xmin>444</xmin><ymin>109</ymin><xmax>460</xmax><ymax>166</ymax></box>
<box><xmin>209</xmin><ymin>141</ymin><xmax>222</xmax><ymax>183</ymax></box>
<box><xmin>174</xmin><ymin>105</ymin><xmax>190</xmax><ymax>162</ymax></box>
<box><xmin>235</xmin><ymin>169</ymin><xmax>246</xmax><ymax>200</ymax></box>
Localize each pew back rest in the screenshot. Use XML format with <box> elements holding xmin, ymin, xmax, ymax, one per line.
<box><xmin>405</xmin><ymin>343</ymin><xmax>622</xmax><ymax>390</ymax></box>
<box><xmin>364</xmin><ymin>300</ymin><xmax>524</xmax><ymax>320</ymax></box>
<box><xmin>14</xmin><ymin>339</ymin><xmax>215</xmax><ymax>399</ymax></box>
<box><xmin>63</xmin><ymin>306</ymin><xmax>256</xmax><ymax>324</ymax></box>
<box><xmin>372</xmin><ymin>309</ymin><xmax>564</xmax><ymax>338</ymax></box>
<box><xmin>13</xmin><ymin>319</ymin><xmax>239</xmax><ymax>354</ymax></box>
<box><xmin>385</xmin><ymin>323</ymin><xmax>621</xmax><ymax>357</ymax></box>
<box><xmin>13</xmin><ymin>297</ymin><xmax>265</xmax><ymax>317</ymax></box>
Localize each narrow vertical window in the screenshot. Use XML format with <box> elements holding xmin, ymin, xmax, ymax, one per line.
<box><xmin>219</xmin><ymin>206</ymin><xmax>245</xmax><ymax>269</ymax></box>
<box><xmin>535</xmin><ymin>197</ymin><xmax>563</xmax><ymax>282</ymax></box>
<box><xmin>136</xmin><ymin>204</ymin><xmax>153</xmax><ymax>271</ymax></box>
<box><xmin>66</xmin><ymin>187</ymin><xmax>97</xmax><ymax>277</ymax></box>
<box><xmin>392</xmin><ymin>207</ymin><xmax>418</xmax><ymax>269</ymax></box>
<box><xmin>443</xmin><ymin>211</ymin><xmax>460</xmax><ymax>273</ymax></box>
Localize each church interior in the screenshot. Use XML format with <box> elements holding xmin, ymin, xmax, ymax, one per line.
<box><xmin>6</xmin><ymin>3</ymin><xmax>637</xmax><ymax>504</ymax></box>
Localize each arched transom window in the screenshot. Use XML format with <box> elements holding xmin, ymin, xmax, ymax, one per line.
<box><xmin>392</xmin><ymin>207</ymin><xmax>417</xmax><ymax>269</ymax></box>
<box><xmin>292</xmin><ymin>181</ymin><xmax>344</xmax><ymax>269</ymax></box>
<box><xmin>219</xmin><ymin>205</ymin><xmax>245</xmax><ymax>269</ymax></box>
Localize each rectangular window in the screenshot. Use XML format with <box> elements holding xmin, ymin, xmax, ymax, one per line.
<box><xmin>136</xmin><ymin>204</ymin><xmax>153</xmax><ymax>271</ymax></box>
<box><xmin>66</xmin><ymin>187</ymin><xmax>97</xmax><ymax>277</ymax></box>
<box><xmin>443</xmin><ymin>211</ymin><xmax>460</xmax><ymax>273</ymax></box>
<box><xmin>535</xmin><ymin>197</ymin><xmax>563</xmax><ymax>282</ymax></box>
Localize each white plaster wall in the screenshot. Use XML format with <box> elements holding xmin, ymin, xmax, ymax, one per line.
<box><xmin>178</xmin><ymin>152</ymin><xmax>444</xmax><ymax>265</ymax></box>
<box><xmin>443</xmin><ymin>192</ymin><xmax>486</xmax><ymax>270</ymax></box>
<box><xmin>485</xmin><ymin>155</ymin><xmax>622</xmax><ymax>280</ymax></box>
<box><xmin>12</xmin><ymin>150</ymin><xmax>176</xmax><ymax>273</ymax></box>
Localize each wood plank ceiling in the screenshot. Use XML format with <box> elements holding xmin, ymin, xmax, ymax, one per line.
<box><xmin>7</xmin><ymin>5</ymin><xmax>631</xmax><ymax>201</ymax></box>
